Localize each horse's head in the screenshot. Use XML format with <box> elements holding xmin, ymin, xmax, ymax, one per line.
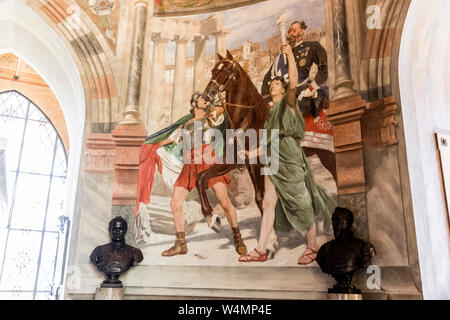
<box><xmin>203</xmin><ymin>50</ymin><xmax>239</xmax><ymax>102</ymax></box>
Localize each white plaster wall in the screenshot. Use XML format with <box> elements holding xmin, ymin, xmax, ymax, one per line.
<box><xmin>0</xmin><ymin>0</ymin><xmax>85</xmax><ymax>277</ymax></box>
<box><xmin>399</xmin><ymin>0</ymin><xmax>450</xmax><ymax>300</ymax></box>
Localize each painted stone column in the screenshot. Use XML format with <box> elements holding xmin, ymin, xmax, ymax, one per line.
<box><xmin>332</xmin><ymin>0</ymin><xmax>358</xmax><ymax>100</ymax></box>
<box><xmin>111</xmin><ymin>0</ymin><xmax>153</xmax><ymax>239</ymax></box>
<box><xmin>214</xmin><ymin>31</ymin><xmax>229</xmax><ymax>60</ymax></box>
<box><xmin>147</xmin><ymin>33</ymin><xmax>171</xmax><ymax>132</ymax></box>
<box><xmin>120</xmin><ymin>0</ymin><xmax>152</xmax><ymax>125</ymax></box>
<box><xmin>327</xmin><ymin>0</ymin><xmax>368</xmax><ymax>240</ymax></box>
<box><xmin>193</xmin><ymin>35</ymin><xmax>207</xmax><ymax>92</ymax></box>
<box><xmin>171</xmin><ymin>36</ymin><xmax>190</xmax><ymax>122</ymax></box>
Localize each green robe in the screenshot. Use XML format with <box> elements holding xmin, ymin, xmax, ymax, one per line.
<box><xmin>265</xmin><ymin>95</ymin><xmax>336</xmax><ymax>236</ymax></box>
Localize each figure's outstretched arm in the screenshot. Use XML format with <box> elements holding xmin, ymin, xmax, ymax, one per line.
<box><xmin>283</xmin><ymin>44</ymin><xmax>298</xmax><ymax>109</ymax></box>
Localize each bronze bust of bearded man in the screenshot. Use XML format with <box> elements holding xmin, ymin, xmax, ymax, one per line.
<box><xmin>90</xmin><ymin>216</ymin><xmax>144</xmax><ymax>288</ymax></box>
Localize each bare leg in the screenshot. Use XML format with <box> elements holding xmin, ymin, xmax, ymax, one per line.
<box><xmin>211</xmin><ymin>182</ymin><xmax>237</xmax><ymax>227</ymax></box>
<box><xmin>239</xmin><ymin>175</ymin><xmax>278</xmax><ymax>262</ymax></box>
<box><xmin>212</xmin><ymin>182</ymin><xmax>247</xmax><ymax>255</ymax></box>
<box><xmin>266</xmin><ymin>229</ymin><xmax>279</xmax><ymax>260</ymax></box>
<box><xmin>170</xmin><ymin>187</ymin><xmax>190</xmax><ymax>232</ymax></box>
<box><xmin>297</xmin><ymin>223</ymin><xmax>320</xmax><ymax>265</ymax></box>
<box><xmin>306</xmin><ymin>223</ymin><xmax>319</xmax><ymax>252</ymax></box>
<box><xmin>161</xmin><ymin>186</ymin><xmax>189</xmax><ymax>257</ymax></box>
<box><xmin>256</xmin><ymin>175</ymin><xmax>277</xmax><ymax>253</ymax></box>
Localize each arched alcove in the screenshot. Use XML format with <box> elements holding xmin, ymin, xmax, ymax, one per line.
<box><xmin>0</xmin><ymin>0</ymin><xmax>119</xmax><ymax>299</ymax></box>
<box><xmin>398</xmin><ymin>0</ymin><xmax>450</xmax><ymax>299</ymax></box>
<box><xmin>0</xmin><ymin>53</ymin><xmax>70</xmax><ymax>152</ymax></box>
<box><xmin>0</xmin><ymin>0</ymin><xmax>84</xmax><ymax>264</ymax></box>
<box><xmin>0</xmin><ymin>90</ymin><xmax>68</xmax><ymax>299</ymax></box>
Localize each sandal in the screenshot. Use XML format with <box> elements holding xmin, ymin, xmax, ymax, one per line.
<box><xmin>161</xmin><ymin>239</ymin><xmax>188</xmax><ymax>257</ymax></box>
<box><xmin>161</xmin><ymin>232</ymin><xmax>187</xmax><ymax>257</ymax></box>
<box><xmin>238</xmin><ymin>248</ymin><xmax>267</xmax><ymax>262</ymax></box>
<box><xmin>297</xmin><ymin>247</ymin><xmax>318</xmax><ymax>265</ymax></box>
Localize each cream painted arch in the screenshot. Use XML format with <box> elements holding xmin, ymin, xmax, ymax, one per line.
<box><xmin>0</xmin><ymin>0</ymin><xmax>119</xmax><ymax>294</ymax></box>
<box><xmin>0</xmin><ymin>0</ymin><xmax>76</xmax><ymax>224</ymax></box>
<box><xmin>9</xmin><ymin>0</ymin><xmax>119</xmax><ymax>132</ymax></box>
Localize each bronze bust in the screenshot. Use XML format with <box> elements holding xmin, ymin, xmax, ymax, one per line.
<box><xmin>90</xmin><ymin>216</ymin><xmax>144</xmax><ymax>288</ymax></box>
<box><xmin>317</xmin><ymin>207</ymin><xmax>376</xmax><ymax>294</ymax></box>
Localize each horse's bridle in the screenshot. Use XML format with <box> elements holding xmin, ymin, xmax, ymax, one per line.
<box><xmin>209</xmin><ymin>60</ymin><xmax>238</xmax><ymax>97</ymax></box>
<box><xmin>208</xmin><ymin>59</ymin><xmax>257</xmax><ymax>132</ymax></box>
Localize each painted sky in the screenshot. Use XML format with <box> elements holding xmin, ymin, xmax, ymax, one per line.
<box><xmin>166</xmin><ymin>0</ymin><xmax>326</xmax><ymax>58</ymax></box>
<box><xmin>205</xmin><ymin>0</ymin><xmax>325</xmax><ymax>50</ymax></box>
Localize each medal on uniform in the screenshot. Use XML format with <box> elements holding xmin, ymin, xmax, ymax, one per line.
<box><xmin>299</xmin><ymin>58</ymin><xmax>306</xmax><ymax>67</ymax></box>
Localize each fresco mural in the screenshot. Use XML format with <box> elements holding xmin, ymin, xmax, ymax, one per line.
<box><xmin>135</xmin><ymin>0</ymin><xmax>338</xmax><ymax>268</ymax></box>
<box><xmin>4</xmin><ymin>0</ymin><xmax>439</xmax><ymax>300</ymax></box>
<box><xmin>77</xmin><ymin>0</ymin><xmax>120</xmax><ymax>51</ymax></box>
<box><xmin>154</xmin><ymin>0</ymin><xmax>267</xmax><ymax>16</ymax></box>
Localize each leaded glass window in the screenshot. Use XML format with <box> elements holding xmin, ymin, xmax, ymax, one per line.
<box><xmin>0</xmin><ymin>90</ymin><xmax>69</xmax><ymax>300</ymax></box>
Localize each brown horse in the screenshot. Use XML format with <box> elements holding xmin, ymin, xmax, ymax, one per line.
<box><xmin>197</xmin><ymin>51</ymin><xmax>268</xmax><ymax>233</ymax></box>
<box><xmin>197</xmin><ymin>51</ymin><xmax>335</xmax><ymax>257</ymax></box>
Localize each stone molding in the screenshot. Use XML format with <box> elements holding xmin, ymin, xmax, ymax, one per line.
<box><xmin>362</xmin><ymin>96</ymin><xmax>399</xmax><ymax>150</ymax></box>
<box><xmin>66</xmin><ymin>264</ymin><xmax>422</xmax><ymax>300</ymax></box>
<box><xmin>85</xmin><ymin>133</ymin><xmax>115</xmax><ymax>173</ymax></box>
<box><xmin>328</xmin><ymin>94</ymin><xmax>367</xmax><ymax>195</ymax></box>
<box><xmin>111</xmin><ymin>124</ymin><xmax>147</xmax><ymax>206</ymax></box>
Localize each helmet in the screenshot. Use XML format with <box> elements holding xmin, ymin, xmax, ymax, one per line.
<box><xmin>190</xmin><ymin>91</ymin><xmax>203</xmax><ymax>108</ymax></box>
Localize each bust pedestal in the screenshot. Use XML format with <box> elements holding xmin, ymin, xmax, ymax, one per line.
<box><xmin>94</xmin><ymin>287</ymin><xmax>124</xmax><ymax>300</ymax></box>
<box><xmin>327</xmin><ymin>275</ymin><xmax>363</xmax><ymax>300</ymax></box>
<box><xmin>328</xmin><ymin>292</ymin><xmax>362</xmax><ymax>300</ymax></box>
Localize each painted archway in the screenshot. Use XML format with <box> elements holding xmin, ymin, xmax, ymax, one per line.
<box><xmin>0</xmin><ymin>0</ymin><xmax>119</xmax><ymax>298</ymax></box>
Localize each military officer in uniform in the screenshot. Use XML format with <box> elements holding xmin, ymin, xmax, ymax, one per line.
<box><xmin>261</xmin><ymin>20</ymin><xmax>336</xmax><ymax>182</ymax></box>
<box><xmin>262</xmin><ymin>20</ymin><xmax>328</xmax><ymax>117</ymax></box>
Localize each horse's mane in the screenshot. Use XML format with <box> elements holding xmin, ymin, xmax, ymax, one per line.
<box><xmin>232</xmin><ymin>60</ymin><xmax>269</xmax><ymax>127</ymax></box>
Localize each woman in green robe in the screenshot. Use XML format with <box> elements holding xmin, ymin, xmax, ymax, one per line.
<box><xmin>238</xmin><ymin>44</ymin><xmax>336</xmax><ymax>265</ymax></box>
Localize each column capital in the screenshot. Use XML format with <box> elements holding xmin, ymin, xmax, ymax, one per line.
<box><xmin>152</xmin><ymin>32</ymin><xmax>173</xmax><ymax>42</ymax></box>
<box><xmin>174</xmin><ymin>35</ymin><xmax>191</xmax><ymax>43</ymax></box>
<box><xmin>134</xmin><ymin>0</ymin><xmax>149</xmax><ymax>7</ymax></box>
<box><xmin>212</xmin><ymin>30</ymin><xmax>230</xmax><ymax>37</ymax></box>
<box><xmin>194</xmin><ymin>35</ymin><xmax>209</xmax><ymax>42</ymax></box>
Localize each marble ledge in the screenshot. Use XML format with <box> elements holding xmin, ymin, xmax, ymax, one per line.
<box><xmin>65</xmin><ymin>264</ymin><xmax>422</xmax><ymax>300</ymax></box>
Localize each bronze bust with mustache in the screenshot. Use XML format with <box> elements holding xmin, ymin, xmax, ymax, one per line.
<box><xmin>90</xmin><ymin>216</ymin><xmax>143</xmax><ymax>288</ymax></box>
